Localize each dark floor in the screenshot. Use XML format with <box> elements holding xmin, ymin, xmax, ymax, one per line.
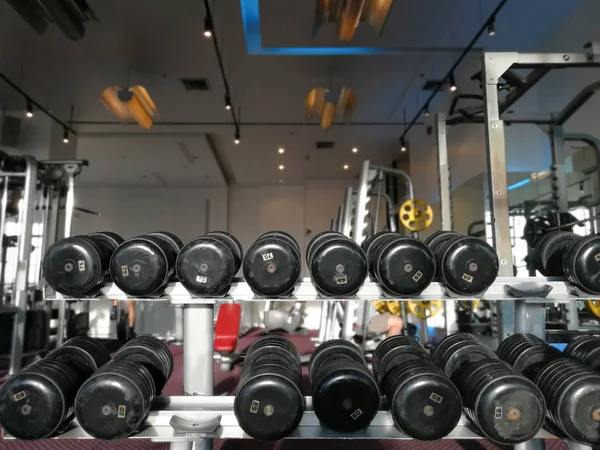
<box><xmin>0</xmin><ymin>330</ymin><xmax>568</xmax><ymax>449</ymax></box>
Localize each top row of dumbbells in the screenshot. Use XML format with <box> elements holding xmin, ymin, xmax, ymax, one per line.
<box><xmin>43</xmin><ymin>229</ymin><xmax>499</xmax><ymax>299</ymax></box>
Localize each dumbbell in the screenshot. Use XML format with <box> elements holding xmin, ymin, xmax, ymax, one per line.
<box><xmin>234</xmin><ymin>336</ymin><xmax>304</xmax><ymax>440</ymax></box>
<box><xmin>75</xmin><ymin>336</ymin><xmax>173</xmax><ymax>439</ymax></box>
<box><xmin>362</xmin><ymin>231</ymin><xmax>397</xmax><ymax>275</ymax></box>
<box><xmin>243</xmin><ymin>231</ymin><xmax>301</xmax><ymax>297</ymax></box>
<box><xmin>306</xmin><ymin>231</ymin><xmax>367</xmax><ymax>297</ymax></box>
<box><xmin>496</xmin><ymin>333</ymin><xmax>562</xmax><ymax>380</ymax></box>
<box><xmin>366</xmin><ymin>233</ymin><xmax>436</xmax><ymax>296</ymax></box>
<box><xmin>110</xmin><ymin>231</ymin><xmax>181</xmax><ymax>297</ymax></box>
<box><xmin>564</xmin><ymin>334</ymin><xmax>600</xmax><ymax>370</ymax></box>
<box><xmin>43</xmin><ymin>231</ymin><xmax>124</xmax><ymax>296</ymax></box>
<box><xmin>0</xmin><ymin>336</ymin><xmax>109</xmax><ymax>440</ymax></box>
<box><xmin>177</xmin><ymin>231</ymin><xmax>243</xmax><ymax>297</ymax></box>
<box><xmin>425</xmin><ymin>232</ymin><xmax>499</xmax><ymax>295</ymax></box>
<box><xmin>373</xmin><ymin>336</ymin><xmax>461</xmax><ymax>440</ymax></box>
<box><xmin>535</xmin><ymin>359</ymin><xmax>600</xmax><ymax>445</ymax></box>
<box><xmin>308</xmin><ymin>339</ymin><xmax>379</xmax><ymax>432</ymax></box>
<box><xmin>432</xmin><ymin>333</ymin><xmax>545</xmax><ymax>444</ymax></box>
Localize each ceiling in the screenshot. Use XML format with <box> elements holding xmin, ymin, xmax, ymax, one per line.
<box><xmin>0</xmin><ymin>0</ymin><xmax>586</xmax><ymax>186</ymax></box>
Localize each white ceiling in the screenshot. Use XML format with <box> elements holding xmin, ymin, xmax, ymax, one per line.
<box><xmin>0</xmin><ymin>0</ymin><xmax>587</xmax><ymax>186</ymax></box>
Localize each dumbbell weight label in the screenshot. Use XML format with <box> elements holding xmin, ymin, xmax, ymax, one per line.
<box><xmin>262</xmin><ymin>253</ymin><xmax>274</xmax><ymax>261</ymax></box>
<box><xmin>351</xmin><ymin>409</ymin><xmax>363</xmax><ymax>420</ymax></box>
<box><xmin>412</xmin><ymin>271</ymin><xmax>423</xmax><ymax>282</ymax></box>
<box><xmin>78</xmin><ymin>261</ymin><xmax>86</xmax><ymax>271</ymax></box>
<box><xmin>336</xmin><ymin>276</ymin><xmax>348</xmax><ymax>285</ymax></box>
<box><xmin>195</xmin><ymin>275</ymin><xmax>208</xmax><ymax>283</ymax></box>
<box><xmin>12</xmin><ymin>391</ymin><xmax>26</xmax><ymax>402</ymax></box>
<box><xmin>118</xmin><ymin>405</ymin><xmax>127</xmax><ymax>418</ymax></box>
<box><xmin>462</xmin><ymin>273</ymin><xmax>473</xmax><ymax>283</ymax></box>
<box><xmin>121</xmin><ymin>265</ymin><xmax>129</xmax><ymax>276</ymax></box>
<box><xmin>595</xmin><ymin>253</ymin><xmax>600</xmax><ymax>262</ymax></box>
<box><xmin>495</xmin><ymin>406</ymin><xmax>502</xmax><ymax>419</ymax></box>
<box><xmin>250</xmin><ymin>400</ymin><xmax>260</xmax><ymax>413</ymax></box>
<box><xmin>429</xmin><ymin>392</ymin><xmax>443</xmax><ymax>404</ymax></box>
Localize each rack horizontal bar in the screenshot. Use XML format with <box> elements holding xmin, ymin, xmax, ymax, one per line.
<box><xmin>44</xmin><ymin>277</ymin><xmax>600</xmax><ymax>304</ymax></box>
<box><xmin>3</xmin><ymin>395</ymin><xmax>559</xmax><ymax>441</ymax></box>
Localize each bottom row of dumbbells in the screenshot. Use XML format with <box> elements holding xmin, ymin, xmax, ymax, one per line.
<box><xmin>237</xmin><ymin>334</ymin><xmax>600</xmax><ymax>444</ymax></box>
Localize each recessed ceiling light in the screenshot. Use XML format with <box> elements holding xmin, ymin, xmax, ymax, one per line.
<box><xmin>352</xmin><ymin>147</ymin><xmax>358</xmax><ymax>153</ymax></box>
<box><xmin>278</xmin><ymin>164</ymin><xmax>284</xmax><ymax>170</ymax></box>
<box><xmin>278</xmin><ymin>148</ymin><xmax>285</xmax><ymax>154</ymax></box>
<box><xmin>279</xmin><ymin>179</ymin><xmax>283</xmax><ymax>183</ymax></box>
<box><xmin>343</xmin><ymin>164</ymin><xmax>349</xmax><ymax>170</ymax></box>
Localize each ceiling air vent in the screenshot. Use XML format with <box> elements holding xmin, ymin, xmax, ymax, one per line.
<box><xmin>180</xmin><ymin>78</ymin><xmax>210</xmax><ymax>91</ymax></box>
<box><xmin>316</xmin><ymin>141</ymin><xmax>335</xmax><ymax>149</ymax></box>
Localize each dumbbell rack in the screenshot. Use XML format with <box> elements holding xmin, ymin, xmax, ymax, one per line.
<box><xmin>27</xmin><ymin>278</ymin><xmax>600</xmax><ymax>448</ymax></box>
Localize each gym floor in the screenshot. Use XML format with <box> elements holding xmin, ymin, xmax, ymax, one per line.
<box><xmin>0</xmin><ymin>330</ymin><xmax>568</xmax><ymax>450</ymax></box>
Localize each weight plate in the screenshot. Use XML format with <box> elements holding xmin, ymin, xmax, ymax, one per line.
<box><xmin>523</xmin><ymin>216</ymin><xmax>553</xmax><ymax>248</ymax></box>
<box><xmin>373</xmin><ymin>236</ymin><xmax>436</xmax><ymax>296</ymax></box>
<box><xmin>243</xmin><ymin>236</ymin><xmax>301</xmax><ymax>297</ymax></box>
<box><xmin>205</xmin><ymin>231</ymin><xmax>243</xmax><ymax>272</ymax></box>
<box><xmin>399</xmin><ymin>199</ymin><xmax>433</xmax><ymax>232</ymax></box>
<box><xmin>564</xmin><ymin>235</ymin><xmax>600</xmax><ymax>294</ymax></box>
<box><xmin>406</xmin><ymin>300</ymin><xmax>442</xmax><ymax>319</ymax></box>
<box><xmin>536</xmin><ymin>231</ymin><xmax>579</xmax><ymax>277</ymax></box>
<box><xmin>439</xmin><ymin>236</ymin><xmax>499</xmax><ymax>295</ymax></box>
<box><xmin>110</xmin><ymin>235</ymin><xmax>175</xmax><ymax>297</ymax></box>
<box><xmin>362</xmin><ymin>231</ymin><xmax>398</xmax><ymax>275</ymax></box>
<box><xmin>148</xmin><ymin>231</ymin><xmax>183</xmax><ymax>253</ymax></box>
<box><xmin>176</xmin><ymin>236</ymin><xmax>236</xmax><ymax>297</ymax></box>
<box><xmin>309</xmin><ymin>234</ymin><xmax>367</xmax><ymax>297</ymax></box>
<box><xmin>43</xmin><ymin>235</ymin><xmax>107</xmax><ymax>297</ymax></box>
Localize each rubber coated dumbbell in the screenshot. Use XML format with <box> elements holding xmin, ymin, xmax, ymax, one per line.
<box><xmin>564</xmin><ymin>334</ymin><xmax>600</xmax><ymax>370</ymax></box>
<box><xmin>44</xmin><ymin>231</ymin><xmax>124</xmax><ymax>296</ymax></box>
<box><xmin>176</xmin><ymin>231</ymin><xmax>243</xmax><ymax>297</ymax></box>
<box><xmin>425</xmin><ymin>231</ymin><xmax>499</xmax><ymax>295</ymax></box>
<box><xmin>75</xmin><ymin>336</ymin><xmax>174</xmax><ymax>439</ymax></box>
<box><xmin>234</xmin><ymin>336</ymin><xmax>304</xmax><ymax>440</ymax></box>
<box><xmin>496</xmin><ymin>333</ymin><xmax>562</xmax><ymax>380</ymax></box>
<box><xmin>432</xmin><ymin>333</ymin><xmax>546</xmax><ymax>444</ymax></box>
<box><xmin>366</xmin><ymin>233</ymin><xmax>436</xmax><ymax>296</ymax></box>
<box><xmin>110</xmin><ymin>231</ymin><xmax>182</xmax><ymax>297</ymax></box>
<box><xmin>308</xmin><ymin>339</ymin><xmax>379</xmax><ymax>432</ymax></box>
<box><xmin>373</xmin><ymin>336</ymin><xmax>462</xmax><ymax>440</ymax></box>
<box><xmin>243</xmin><ymin>231</ymin><xmax>301</xmax><ymax>297</ymax></box>
<box><xmin>0</xmin><ymin>336</ymin><xmax>109</xmax><ymax>440</ymax></box>
<box><xmin>306</xmin><ymin>231</ymin><xmax>368</xmax><ymax>297</ymax></box>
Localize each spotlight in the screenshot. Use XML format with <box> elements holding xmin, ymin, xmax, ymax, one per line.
<box><xmin>26</xmin><ymin>100</ymin><xmax>33</xmax><ymax>118</ymax></box>
<box><xmin>449</xmin><ymin>72</ymin><xmax>457</xmax><ymax>92</ymax></box>
<box><xmin>204</xmin><ymin>16</ymin><xmax>213</xmax><ymax>38</ymax></box>
<box><xmin>278</xmin><ymin>164</ymin><xmax>284</xmax><ymax>170</ymax></box>
<box><xmin>400</xmin><ymin>138</ymin><xmax>407</xmax><ymax>152</ymax></box>
<box><xmin>234</xmin><ymin>130</ymin><xmax>240</xmax><ymax>144</ymax></box>
<box><xmin>424</xmin><ymin>104</ymin><xmax>430</xmax><ymax>117</ymax></box>
<box><xmin>62</xmin><ymin>127</ymin><xmax>69</xmax><ymax>144</ymax></box>
<box><xmin>343</xmin><ymin>164</ymin><xmax>349</xmax><ymax>170</ymax></box>
<box><xmin>278</xmin><ymin>148</ymin><xmax>285</xmax><ymax>154</ymax></box>
<box><xmin>225</xmin><ymin>94</ymin><xmax>232</xmax><ymax>110</ymax></box>
<box><xmin>352</xmin><ymin>147</ymin><xmax>358</xmax><ymax>153</ymax></box>
<box><xmin>487</xmin><ymin>19</ymin><xmax>496</xmax><ymax>36</ymax></box>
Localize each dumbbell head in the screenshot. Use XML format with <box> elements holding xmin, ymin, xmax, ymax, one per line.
<box><xmin>424</xmin><ymin>231</ymin><xmax>461</xmax><ymax>276</ymax></box>
<box><xmin>110</xmin><ymin>235</ymin><xmax>177</xmax><ymax>297</ymax></box>
<box><xmin>372</xmin><ymin>335</ymin><xmax>429</xmax><ymax>384</ymax></box>
<box><xmin>457</xmin><ymin>360</ymin><xmax>546</xmax><ymax>444</ymax></box>
<box><xmin>372</xmin><ymin>236</ymin><xmax>436</xmax><ymax>296</ymax></box>
<box><xmin>244</xmin><ymin>335</ymin><xmax>302</xmax><ymax>376</ymax></box>
<box><xmin>436</xmin><ymin>235</ymin><xmax>499</xmax><ymax>295</ymax></box>
<box><xmin>496</xmin><ymin>333</ymin><xmax>560</xmax><ymax>380</ymax></box>
<box><xmin>563</xmin><ymin>235</ymin><xmax>600</xmax><ymax>294</ymax></box>
<box><xmin>383</xmin><ymin>358</ymin><xmax>462</xmax><ymax>440</ymax></box>
<box><xmin>88</xmin><ymin>231</ymin><xmax>124</xmax><ymax>252</ymax></box>
<box><xmin>535</xmin><ymin>359</ymin><xmax>600</xmax><ymax>445</ymax></box>
<box><xmin>431</xmin><ymin>333</ymin><xmax>498</xmax><ymax>382</ymax></box>
<box><xmin>257</xmin><ymin>230</ymin><xmax>300</xmax><ymax>255</ymax></box>
<box><xmin>307</xmin><ymin>232</ymin><xmax>368</xmax><ymax>297</ymax></box>
<box><xmin>534</xmin><ymin>231</ymin><xmax>580</xmax><ymax>277</ymax></box>
<box><xmin>46</xmin><ymin>336</ymin><xmax>110</xmax><ymax>377</ymax></box>
<box><xmin>75</xmin><ymin>359</ymin><xmax>156</xmax><ymax>439</ymax></box>
<box><xmin>176</xmin><ymin>235</ymin><xmax>237</xmax><ymax>297</ymax></box>
<box><xmin>564</xmin><ymin>335</ymin><xmax>600</xmax><ymax>370</ymax></box>
<box><xmin>243</xmin><ymin>232</ymin><xmax>301</xmax><ymax>297</ymax></box>
<box><xmin>308</xmin><ymin>339</ymin><xmax>364</xmax><ymax>382</ymax></box>
<box><xmin>147</xmin><ymin>231</ymin><xmax>183</xmax><ymax>253</ymax></box>
<box><xmin>43</xmin><ymin>235</ymin><xmax>109</xmax><ymax>296</ymax></box>
<box><xmin>205</xmin><ymin>231</ymin><xmax>243</xmax><ymax>272</ymax></box>
<box><xmin>362</xmin><ymin>231</ymin><xmax>398</xmax><ymax>275</ymax></box>
<box><xmin>0</xmin><ymin>359</ymin><xmax>84</xmax><ymax>440</ymax></box>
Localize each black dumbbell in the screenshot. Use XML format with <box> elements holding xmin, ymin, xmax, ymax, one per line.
<box><xmin>563</xmin><ymin>235</ymin><xmax>600</xmax><ymax>294</ymax></box>
<box><xmin>371</xmin><ymin>235</ymin><xmax>436</xmax><ymax>296</ymax></box>
<box><xmin>373</xmin><ymin>336</ymin><xmax>462</xmax><ymax>440</ymax></box>
<box><xmin>496</xmin><ymin>333</ymin><xmax>561</xmax><ymax>380</ymax></box>
<box><xmin>176</xmin><ymin>231</ymin><xmax>243</xmax><ymax>297</ymax></box>
<box><xmin>45</xmin><ymin>336</ymin><xmax>111</xmax><ymax>378</ymax></box>
<box><xmin>243</xmin><ymin>231</ymin><xmax>301</xmax><ymax>297</ymax></box>
<box><xmin>535</xmin><ymin>359</ymin><xmax>600</xmax><ymax>445</ymax></box>
<box><xmin>564</xmin><ymin>335</ymin><xmax>600</xmax><ymax>370</ymax></box>
<box><xmin>75</xmin><ymin>336</ymin><xmax>173</xmax><ymax>439</ymax></box>
<box><xmin>455</xmin><ymin>359</ymin><xmax>546</xmax><ymax>444</ymax></box>
<box><xmin>110</xmin><ymin>232</ymin><xmax>181</xmax><ymax>297</ymax></box>
<box><xmin>362</xmin><ymin>231</ymin><xmax>397</xmax><ymax>275</ymax></box>
<box><xmin>423</xmin><ymin>231</ymin><xmax>461</xmax><ymax>276</ymax></box>
<box><xmin>427</xmin><ymin>233</ymin><xmax>499</xmax><ymax>295</ymax></box>
<box><xmin>43</xmin><ymin>231</ymin><xmax>124</xmax><ymax>296</ymax></box>
<box><xmin>234</xmin><ymin>336</ymin><xmax>304</xmax><ymax>440</ymax></box>
<box><xmin>0</xmin><ymin>359</ymin><xmax>87</xmax><ymax>440</ymax></box>
<box><xmin>306</xmin><ymin>231</ymin><xmax>367</xmax><ymax>297</ymax></box>
<box><xmin>533</xmin><ymin>231</ymin><xmax>580</xmax><ymax>276</ymax></box>
<box><xmin>308</xmin><ymin>339</ymin><xmax>379</xmax><ymax>432</ymax></box>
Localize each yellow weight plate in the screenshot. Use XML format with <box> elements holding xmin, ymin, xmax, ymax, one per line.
<box><xmin>374</xmin><ymin>301</ymin><xmax>389</xmax><ymax>314</ymax></box>
<box><xmin>407</xmin><ymin>300</ymin><xmax>442</xmax><ymax>319</ymax></box>
<box><xmin>585</xmin><ymin>300</ymin><xmax>600</xmax><ymax>318</ymax></box>
<box><xmin>386</xmin><ymin>301</ymin><xmax>402</xmax><ymax>315</ymax></box>
<box><xmin>457</xmin><ymin>300</ymin><xmax>480</xmax><ymax>311</ymax></box>
<box><xmin>399</xmin><ymin>199</ymin><xmax>433</xmax><ymax>232</ymax></box>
